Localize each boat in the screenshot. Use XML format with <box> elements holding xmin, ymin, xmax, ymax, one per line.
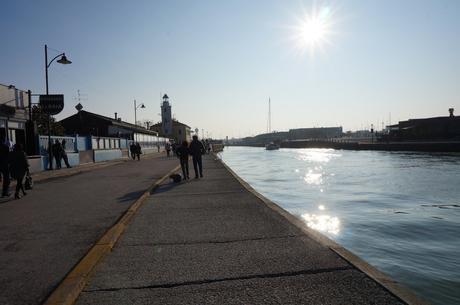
<box><xmin>265</xmin><ymin>142</ymin><xmax>280</xmax><ymax>150</ymax></box>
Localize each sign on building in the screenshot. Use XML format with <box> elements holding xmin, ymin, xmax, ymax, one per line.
<box><xmin>39</xmin><ymin>94</ymin><xmax>64</xmax><ymax>115</ymax></box>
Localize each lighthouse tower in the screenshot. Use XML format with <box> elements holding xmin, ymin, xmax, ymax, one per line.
<box><xmin>161</xmin><ymin>94</ymin><xmax>172</xmax><ymax>136</ymax></box>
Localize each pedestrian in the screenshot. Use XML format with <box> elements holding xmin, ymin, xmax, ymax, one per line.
<box><xmin>165</xmin><ymin>142</ymin><xmax>171</xmax><ymax>157</ymax></box>
<box><xmin>171</xmin><ymin>142</ymin><xmax>177</xmax><ymax>156</ymax></box>
<box><xmin>52</xmin><ymin>139</ymin><xmax>63</xmax><ymax>169</ymax></box>
<box><xmin>130</xmin><ymin>142</ymin><xmax>136</xmax><ymax>160</ymax></box>
<box><xmin>9</xmin><ymin>144</ymin><xmax>29</xmax><ymax>199</ymax></box>
<box><xmin>0</xmin><ymin>136</ymin><xmax>11</xmax><ymax>197</ymax></box>
<box><xmin>61</xmin><ymin>139</ymin><xmax>72</xmax><ymax>168</ymax></box>
<box><xmin>176</xmin><ymin>140</ymin><xmax>190</xmax><ymax>180</ymax></box>
<box><xmin>135</xmin><ymin>142</ymin><xmax>142</xmax><ymax>161</ymax></box>
<box><xmin>189</xmin><ymin>135</ymin><xmax>205</xmax><ymax>178</ymax></box>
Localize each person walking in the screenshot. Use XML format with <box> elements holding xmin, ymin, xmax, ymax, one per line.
<box><xmin>165</xmin><ymin>142</ymin><xmax>171</xmax><ymax>157</ymax></box>
<box><xmin>61</xmin><ymin>139</ymin><xmax>72</xmax><ymax>168</ymax></box>
<box><xmin>189</xmin><ymin>135</ymin><xmax>205</xmax><ymax>178</ymax></box>
<box><xmin>135</xmin><ymin>142</ymin><xmax>142</xmax><ymax>161</ymax></box>
<box><xmin>52</xmin><ymin>140</ymin><xmax>63</xmax><ymax>169</ymax></box>
<box><xmin>171</xmin><ymin>142</ymin><xmax>177</xmax><ymax>156</ymax></box>
<box><xmin>129</xmin><ymin>142</ymin><xmax>136</xmax><ymax>160</ymax></box>
<box><xmin>9</xmin><ymin>144</ymin><xmax>29</xmax><ymax>199</ymax></box>
<box><xmin>176</xmin><ymin>140</ymin><xmax>190</xmax><ymax>180</ymax></box>
<box><xmin>0</xmin><ymin>136</ymin><xmax>10</xmax><ymax>197</ymax></box>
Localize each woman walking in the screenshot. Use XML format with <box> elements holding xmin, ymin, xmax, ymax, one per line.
<box><xmin>9</xmin><ymin>144</ymin><xmax>29</xmax><ymax>199</ymax></box>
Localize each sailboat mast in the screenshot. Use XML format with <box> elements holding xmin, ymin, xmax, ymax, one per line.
<box><xmin>268</xmin><ymin>97</ymin><xmax>271</xmax><ymax>133</ymax></box>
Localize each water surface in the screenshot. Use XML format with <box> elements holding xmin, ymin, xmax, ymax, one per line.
<box><xmin>219</xmin><ymin>146</ymin><xmax>460</xmax><ymax>305</ymax></box>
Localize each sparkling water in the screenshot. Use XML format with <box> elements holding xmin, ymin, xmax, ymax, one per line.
<box><xmin>219</xmin><ymin>146</ymin><xmax>460</xmax><ymax>305</ymax></box>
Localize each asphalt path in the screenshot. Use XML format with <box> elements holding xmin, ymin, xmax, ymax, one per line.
<box><xmin>76</xmin><ymin>156</ymin><xmax>406</xmax><ymax>305</ymax></box>
<box><xmin>0</xmin><ymin>155</ymin><xmax>178</xmax><ymax>305</ymax></box>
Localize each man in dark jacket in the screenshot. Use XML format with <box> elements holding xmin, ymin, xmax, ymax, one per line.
<box><xmin>0</xmin><ymin>136</ymin><xmax>10</xmax><ymax>197</ymax></box>
<box><xmin>52</xmin><ymin>140</ymin><xmax>63</xmax><ymax>169</ymax></box>
<box><xmin>189</xmin><ymin>135</ymin><xmax>205</xmax><ymax>178</ymax></box>
<box><xmin>176</xmin><ymin>141</ymin><xmax>190</xmax><ymax>180</ymax></box>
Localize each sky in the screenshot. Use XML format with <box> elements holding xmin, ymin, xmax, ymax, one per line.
<box><xmin>1</xmin><ymin>0</ymin><xmax>459</xmax><ymax>138</ymax></box>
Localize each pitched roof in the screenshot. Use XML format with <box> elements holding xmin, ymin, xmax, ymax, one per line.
<box><xmin>62</xmin><ymin>110</ymin><xmax>158</xmax><ymax>135</ymax></box>
<box><xmin>150</xmin><ymin>120</ymin><xmax>191</xmax><ymax>129</ymax></box>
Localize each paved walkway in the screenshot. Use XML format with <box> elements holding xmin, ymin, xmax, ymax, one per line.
<box><xmin>0</xmin><ymin>154</ymin><xmax>178</xmax><ymax>305</ymax></box>
<box><xmin>76</xmin><ymin>155</ymin><xmax>408</xmax><ymax>305</ymax></box>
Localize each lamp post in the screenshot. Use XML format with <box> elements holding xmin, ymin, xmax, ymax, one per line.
<box><xmin>44</xmin><ymin>44</ymin><xmax>72</xmax><ymax>170</ymax></box>
<box><xmin>134</xmin><ymin>99</ymin><xmax>145</xmax><ymax>126</ymax></box>
<box><xmin>133</xmin><ymin>99</ymin><xmax>145</xmax><ymax>142</ymax></box>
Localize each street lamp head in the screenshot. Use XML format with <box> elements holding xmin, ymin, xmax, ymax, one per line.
<box><xmin>57</xmin><ymin>54</ymin><xmax>72</xmax><ymax>65</ymax></box>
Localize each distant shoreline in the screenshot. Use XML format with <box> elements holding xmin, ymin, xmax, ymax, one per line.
<box><xmin>229</xmin><ymin>140</ymin><xmax>460</xmax><ymax>153</ymax></box>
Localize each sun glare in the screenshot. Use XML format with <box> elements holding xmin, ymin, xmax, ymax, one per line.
<box><xmin>289</xmin><ymin>5</ymin><xmax>335</xmax><ymax>57</ymax></box>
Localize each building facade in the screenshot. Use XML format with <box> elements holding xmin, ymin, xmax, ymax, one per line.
<box><xmin>288</xmin><ymin>127</ymin><xmax>343</xmax><ymax>140</ymax></box>
<box><xmin>59</xmin><ymin>110</ymin><xmax>159</xmax><ymax>140</ymax></box>
<box><xmin>0</xmin><ymin>83</ymin><xmax>30</xmax><ymax>146</ymax></box>
<box><xmin>386</xmin><ymin>109</ymin><xmax>460</xmax><ymax>141</ymax></box>
<box><xmin>150</xmin><ymin>120</ymin><xmax>191</xmax><ymax>144</ymax></box>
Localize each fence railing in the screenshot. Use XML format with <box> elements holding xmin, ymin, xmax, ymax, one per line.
<box><xmin>38</xmin><ymin>135</ymin><xmax>76</xmax><ymax>155</ymax></box>
<box><xmin>91</xmin><ymin>136</ymin><xmax>121</xmax><ymax>150</ymax></box>
<box><xmin>38</xmin><ymin>134</ymin><xmax>172</xmax><ymax>156</ymax></box>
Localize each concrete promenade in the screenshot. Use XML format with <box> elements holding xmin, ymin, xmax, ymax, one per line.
<box><xmin>0</xmin><ymin>154</ymin><xmax>178</xmax><ymax>305</ymax></box>
<box><xmin>75</xmin><ymin>155</ymin><xmax>415</xmax><ymax>305</ymax></box>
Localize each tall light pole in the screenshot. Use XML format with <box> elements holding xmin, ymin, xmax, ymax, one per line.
<box><xmin>134</xmin><ymin>99</ymin><xmax>145</xmax><ymax>142</ymax></box>
<box><xmin>44</xmin><ymin>44</ymin><xmax>72</xmax><ymax>170</ymax></box>
<box><xmin>134</xmin><ymin>100</ymin><xmax>145</xmax><ymax>126</ymax></box>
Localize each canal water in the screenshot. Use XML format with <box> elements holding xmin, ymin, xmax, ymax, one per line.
<box><xmin>218</xmin><ymin>146</ymin><xmax>460</xmax><ymax>305</ymax></box>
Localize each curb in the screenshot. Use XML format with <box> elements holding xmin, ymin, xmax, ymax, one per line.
<box><xmin>215</xmin><ymin>154</ymin><xmax>431</xmax><ymax>305</ymax></box>
<box><xmin>43</xmin><ymin>164</ymin><xmax>180</xmax><ymax>305</ymax></box>
<box><xmin>33</xmin><ymin>152</ymin><xmax>165</xmax><ymax>184</ymax></box>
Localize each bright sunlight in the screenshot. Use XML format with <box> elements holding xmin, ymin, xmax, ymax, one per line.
<box><xmin>289</xmin><ymin>5</ymin><xmax>335</xmax><ymax>57</ymax></box>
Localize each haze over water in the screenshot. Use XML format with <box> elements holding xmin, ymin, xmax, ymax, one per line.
<box><xmin>219</xmin><ymin>146</ymin><xmax>460</xmax><ymax>305</ymax></box>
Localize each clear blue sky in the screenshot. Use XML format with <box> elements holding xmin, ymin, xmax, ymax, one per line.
<box><xmin>1</xmin><ymin>0</ymin><xmax>459</xmax><ymax>138</ymax></box>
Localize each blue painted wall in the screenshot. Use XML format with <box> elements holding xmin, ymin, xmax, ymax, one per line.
<box><xmin>94</xmin><ymin>149</ymin><xmax>122</xmax><ymax>162</ymax></box>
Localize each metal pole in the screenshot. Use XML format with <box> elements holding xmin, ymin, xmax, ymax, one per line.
<box><xmin>45</xmin><ymin>44</ymin><xmax>53</xmax><ymax>170</ymax></box>
<box><xmin>134</xmin><ymin>100</ymin><xmax>137</xmax><ymax>126</ymax></box>
<box><xmin>27</xmin><ymin>90</ymin><xmax>32</xmax><ymax>122</ymax></box>
<box><xmin>45</xmin><ymin>45</ymin><xmax>49</xmax><ymax>95</ymax></box>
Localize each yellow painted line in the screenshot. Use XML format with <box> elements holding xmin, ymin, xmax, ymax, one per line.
<box><xmin>43</xmin><ymin>165</ymin><xmax>180</xmax><ymax>305</ymax></box>
<box><xmin>216</xmin><ymin>154</ymin><xmax>430</xmax><ymax>305</ymax></box>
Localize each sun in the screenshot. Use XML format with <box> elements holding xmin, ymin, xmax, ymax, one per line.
<box><xmin>289</xmin><ymin>5</ymin><xmax>335</xmax><ymax>57</ymax></box>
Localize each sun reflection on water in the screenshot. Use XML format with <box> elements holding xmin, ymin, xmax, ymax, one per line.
<box><xmin>296</xmin><ymin>149</ymin><xmax>340</xmax><ymax>163</ymax></box>
<box><xmin>301</xmin><ymin>213</ymin><xmax>340</xmax><ymax>235</ymax></box>
<box><xmin>304</xmin><ymin>170</ymin><xmax>323</xmax><ymax>185</ymax></box>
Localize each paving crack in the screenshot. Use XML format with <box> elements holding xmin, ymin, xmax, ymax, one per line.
<box><xmin>83</xmin><ymin>266</ymin><xmax>353</xmax><ymax>293</ymax></box>
<box><xmin>123</xmin><ymin>234</ymin><xmax>300</xmax><ymax>247</ymax></box>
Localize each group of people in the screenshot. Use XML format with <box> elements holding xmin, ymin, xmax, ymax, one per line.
<box><xmin>129</xmin><ymin>142</ymin><xmax>142</xmax><ymax>160</ymax></box>
<box><xmin>175</xmin><ymin>135</ymin><xmax>206</xmax><ymax>179</ymax></box>
<box><xmin>0</xmin><ymin>136</ymin><xmax>30</xmax><ymax>199</ymax></box>
<box><xmin>52</xmin><ymin>139</ymin><xmax>71</xmax><ymax>169</ymax></box>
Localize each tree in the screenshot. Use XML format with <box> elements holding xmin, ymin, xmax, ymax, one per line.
<box><xmin>32</xmin><ymin>105</ymin><xmax>65</xmax><ymax>136</ymax></box>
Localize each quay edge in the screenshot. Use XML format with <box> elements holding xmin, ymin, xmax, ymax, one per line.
<box><xmin>216</xmin><ymin>153</ymin><xmax>431</xmax><ymax>305</ymax></box>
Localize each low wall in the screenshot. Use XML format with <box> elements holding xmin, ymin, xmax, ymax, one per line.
<box><xmin>79</xmin><ymin>150</ymin><xmax>93</xmax><ymax>164</ymax></box>
<box><xmin>142</xmin><ymin>148</ymin><xmax>159</xmax><ymax>155</ymax></box>
<box><xmin>94</xmin><ymin>149</ymin><xmax>123</xmax><ymax>162</ymax></box>
<box><xmin>41</xmin><ymin>153</ymin><xmax>79</xmax><ymax>169</ymax></box>
<box><xmin>28</xmin><ymin>156</ymin><xmax>44</xmax><ymax>173</ymax></box>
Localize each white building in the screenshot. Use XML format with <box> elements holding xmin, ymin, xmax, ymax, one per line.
<box><xmin>161</xmin><ymin>94</ymin><xmax>172</xmax><ymax>136</ymax></box>
<box><xmin>0</xmin><ymin>83</ymin><xmax>30</xmax><ymax>145</ymax></box>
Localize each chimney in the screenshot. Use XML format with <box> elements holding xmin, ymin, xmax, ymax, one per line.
<box><xmin>114</xmin><ymin>112</ymin><xmax>118</xmax><ymax>120</ymax></box>
<box><xmin>449</xmin><ymin>108</ymin><xmax>454</xmax><ymax>117</ymax></box>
